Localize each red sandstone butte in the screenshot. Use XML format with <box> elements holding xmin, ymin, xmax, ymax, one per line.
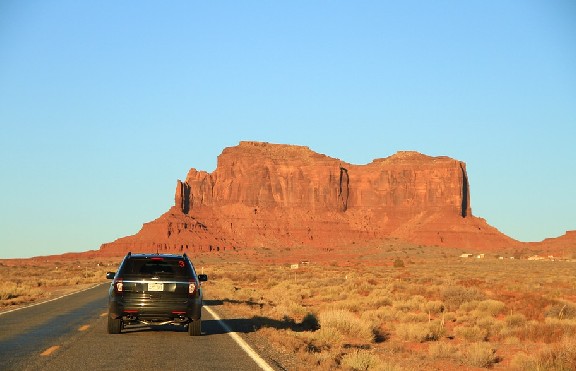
<box><xmin>99</xmin><ymin>141</ymin><xmax>519</xmax><ymax>255</ymax></box>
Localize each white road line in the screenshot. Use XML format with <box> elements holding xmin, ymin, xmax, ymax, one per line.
<box><xmin>204</xmin><ymin>305</ymin><xmax>274</xmax><ymax>371</ymax></box>
<box><xmin>0</xmin><ymin>283</ymin><xmax>105</xmax><ymax>316</ymax></box>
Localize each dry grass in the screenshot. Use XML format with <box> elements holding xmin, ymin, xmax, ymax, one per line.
<box><xmin>3</xmin><ymin>244</ymin><xmax>576</xmax><ymax>370</ymax></box>
<box><xmin>201</xmin><ymin>244</ymin><xmax>576</xmax><ymax>369</ymax></box>
<box><xmin>0</xmin><ymin>258</ymin><xmax>115</xmax><ymax>309</ymax></box>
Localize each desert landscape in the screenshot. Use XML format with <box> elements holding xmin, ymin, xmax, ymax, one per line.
<box><xmin>2</xmin><ymin>142</ymin><xmax>575</xmax><ymax>370</ymax></box>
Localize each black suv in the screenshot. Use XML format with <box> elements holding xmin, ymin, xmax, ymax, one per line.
<box><xmin>106</xmin><ymin>252</ymin><xmax>208</xmax><ymax>335</ymax></box>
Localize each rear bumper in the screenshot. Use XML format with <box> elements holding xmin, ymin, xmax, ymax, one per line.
<box><xmin>108</xmin><ymin>295</ymin><xmax>203</xmax><ymax>321</ymax></box>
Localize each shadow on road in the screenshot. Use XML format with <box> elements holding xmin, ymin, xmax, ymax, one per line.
<box><xmin>118</xmin><ymin>315</ymin><xmax>317</xmax><ymax>336</ymax></box>
<box><xmin>117</xmin><ymin>300</ymin><xmax>319</xmax><ymax>336</ymax></box>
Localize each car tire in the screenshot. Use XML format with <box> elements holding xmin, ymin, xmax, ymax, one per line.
<box><xmin>189</xmin><ymin>319</ymin><xmax>201</xmax><ymax>336</ymax></box>
<box><xmin>108</xmin><ymin>316</ymin><xmax>122</xmax><ymax>334</ymax></box>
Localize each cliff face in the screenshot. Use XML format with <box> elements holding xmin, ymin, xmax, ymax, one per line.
<box><xmin>183</xmin><ymin>143</ymin><xmax>470</xmax><ymax>215</ymax></box>
<box><xmin>99</xmin><ymin>141</ymin><xmax>517</xmax><ymax>255</ymax></box>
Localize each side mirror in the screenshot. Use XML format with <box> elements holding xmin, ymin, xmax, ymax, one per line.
<box><xmin>106</xmin><ymin>272</ymin><xmax>116</xmax><ymax>279</ymax></box>
<box><xmin>198</xmin><ymin>274</ymin><xmax>208</xmax><ymax>282</ymax></box>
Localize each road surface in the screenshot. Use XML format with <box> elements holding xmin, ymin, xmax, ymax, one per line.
<box><xmin>0</xmin><ymin>284</ymin><xmax>277</xmax><ymax>371</ymax></box>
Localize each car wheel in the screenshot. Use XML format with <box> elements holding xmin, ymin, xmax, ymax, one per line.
<box><xmin>189</xmin><ymin>319</ymin><xmax>201</xmax><ymax>336</ymax></box>
<box><xmin>108</xmin><ymin>316</ymin><xmax>122</xmax><ymax>334</ymax></box>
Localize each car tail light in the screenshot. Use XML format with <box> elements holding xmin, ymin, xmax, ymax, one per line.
<box><xmin>114</xmin><ymin>278</ymin><xmax>124</xmax><ymax>293</ymax></box>
<box><xmin>188</xmin><ymin>280</ymin><xmax>197</xmax><ymax>296</ymax></box>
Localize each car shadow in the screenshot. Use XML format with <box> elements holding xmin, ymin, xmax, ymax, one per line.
<box><xmin>118</xmin><ymin>300</ymin><xmax>319</xmax><ymax>336</ymax></box>
<box><xmin>120</xmin><ymin>315</ymin><xmax>315</xmax><ymax>336</ymax></box>
<box><xmin>203</xmin><ymin>315</ymin><xmax>318</xmax><ymax>336</ymax></box>
<box><xmin>204</xmin><ymin>298</ymin><xmax>261</xmax><ymax>307</ymax></box>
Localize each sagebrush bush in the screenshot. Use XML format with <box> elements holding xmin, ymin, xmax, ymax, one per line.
<box><xmin>546</xmin><ymin>301</ymin><xmax>576</xmax><ymax>320</ymax></box>
<box><xmin>340</xmin><ymin>349</ymin><xmax>381</xmax><ymax>371</ymax></box>
<box><xmin>510</xmin><ymin>336</ymin><xmax>576</xmax><ymax>370</ymax></box>
<box><xmin>464</xmin><ymin>342</ymin><xmax>498</xmax><ymax>368</ymax></box>
<box><xmin>428</xmin><ymin>341</ymin><xmax>458</xmax><ymax>360</ymax></box>
<box><xmin>513</xmin><ymin>321</ymin><xmax>576</xmax><ymax>343</ymax></box>
<box><xmin>454</xmin><ymin>325</ymin><xmax>488</xmax><ymax>342</ymax></box>
<box><xmin>441</xmin><ymin>285</ymin><xmax>486</xmax><ymax>311</ymax></box>
<box><xmin>313</xmin><ymin>326</ymin><xmax>343</xmax><ymax>349</ymax></box>
<box><xmin>392</xmin><ymin>295</ymin><xmax>426</xmax><ymax>313</ymax></box>
<box><xmin>476</xmin><ymin>316</ymin><xmax>504</xmax><ymax>340</ymax></box>
<box><xmin>477</xmin><ymin>299</ymin><xmax>507</xmax><ymax>316</ymax></box>
<box><xmin>505</xmin><ymin>313</ymin><xmax>527</xmax><ymax>328</ymax></box>
<box><xmin>395</xmin><ymin>321</ymin><xmax>443</xmax><ymax>342</ymax></box>
<box><xmin>318</xmin><ymin>309</ymin><xmax>374</xmax><ymax>344</ymax></box>
<box><xmin>422</xmin><ymin>300</ymin><xmax>445</xmax><ymax>315</ymax></box>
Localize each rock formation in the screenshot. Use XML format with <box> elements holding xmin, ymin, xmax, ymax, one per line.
<box><xmin>99</xmin><ymin>141</ymin><xmax>519</xmax><ymax>255</ymax></box>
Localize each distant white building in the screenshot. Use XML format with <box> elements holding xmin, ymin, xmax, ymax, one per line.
<box><xmin>460</xmin><ymin>253</ymin><xmax>474</xmax><ymax>258</ymax></box>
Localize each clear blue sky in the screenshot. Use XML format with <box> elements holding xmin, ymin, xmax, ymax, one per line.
<box><xmin>1</xmin><ymin>1</ymin><xmax>575</xmax><ymax>258</ymax></box>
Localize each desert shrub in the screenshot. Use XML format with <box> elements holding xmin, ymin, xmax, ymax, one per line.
<box><xmin>509</xmin><ymin>352</ymin><xmax>537</xmax><ymax>370</ymax></box>
<box><xmin>477</xmin><ymin>299</ymin><xmax>507</xmax><ymax>316</ymax></box>
<box><xmin>366</xmin><ymin>289</ymin><xmax>393</xmax><ymax>307</ymax></box>
<box><xmin>428</xmin><ymin>341</ymin><xmax>458</xmax><ymax>360</ymax></box>
<box><xmin>312</xmin><ymin>326</ymin><xmax>344</xmax><ymax>350</ymax></box>
<box><xmin>270</xmin><ymin>301</ymin><xmax>308</xmax><ymax>320</ymax></box>
<box><xmin>546</xmin><ymin>301</ymin><xmax>576</xmax><ymax>320</ymax></box>
<box><xmin>454</xmin><ymin>325</ymin><xmax>488</xmax><ymax>342</ymax></box>
<box><xmin>512</xmin><ymin>320</ymin><xmax>575</xmax><ymax>343</ymax></box>
<box><xmin>360</xmin><ymin>307</ymin><xmax>399</xmax><ymax>323</ymax></box>
<box><xmin>505</xmin><ymin>313</ymin><xmax>527</xmax><ymax>328</ymax></box>
<box><xmin>513</xmin><ymin>321</ymin><xmax>576</xmax><ymax>344</ymax></box>
<box><xmin>258</xmin><ymin>327</ymin><xmax>305</xmax><ymax>355</ymax></box>
<box><xmin>510</xmin><ymin>337</ymin><xmax>576</xmax><ymax>370</ymax></box>
<box><xmin>392</xmin><ymin>295</ymin><xmax>425</xmax><ymax>313</ymax></box>
<box><xmin>398</xmin><ymin>312</ymin><xmax>428</xmax><ymax>323</ymax></box>
<box><xmin>395</xmin><ymin>321</ymin><xmax>444</xmax><ymax>342</ymax></box>
<box><xmin>427</xmin><ymin>319</ymin><xmax>446</xmax><ymax>341</ymax></box>
<box><xmin>535</xmin><ymin>338</ymin><xmax>576</xmax><ymax>371</ymax></box>
<box><xmin>366</xmin><ymin>295</ymin><xmax>393</xmax><ymax>308</ymax></box>
<box><xmin>463</xmin><ymin>342</ymin><xmax>498</xmax><ymax>368</ymax></box>
<box><xmin>393</xmin><ymin>258</ymin><xmax>405</xmax><ymax>268</ymax></box>
<box><xmin>458</xmin><ymin>300</ymin><xmax>481</xmax><ymax>312</ymax></box>
<box><xmin>318</xmin><ymin>309</ymin><xmax>374</xmax><ymax>343</ymax></box>
<box><xmin>331</xmin><ymin>299</ymin><xmax>365</xmax><ymax>313</ymax></box>
<box><xmin>505</xmin><ymin>292</ymin><xmax>557</xmax><ymax>321</ymax></box>
<box><xmin>340</xmin><ymin>349</ymin><xmax>381</xmax><ymax>370</ymax></box>
<box><xmin>308</xmin><ymin>350</ymin><xmax>337</xmax><ymax>369</ymax></box>
<box><xmin>476</xmin><ymin>316</ymin><xmax>504</xmax><ymax>340</ymax></box>
<box><xmin>395</xmin><ymin>323</ymin><xmax>429</xmax><ymax>342</ymax></box>
<box><xmin>422</xmin><ymin>300</ymin><xmax>445</xmax><ymax>315</ymax></box>
<box><xmin>0</xmin><ymin>282</ymin><xmax>21</xmax><ymax>301</ymax></box>
<box><xmin>441</xmin><ymin>286</ymin><xmax>486</xmax><ymax>311</ymax></box>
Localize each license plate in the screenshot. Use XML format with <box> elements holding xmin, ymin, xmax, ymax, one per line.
<box><xmin>148</xmin><ymin>282</ymin><xmax>164</xmax><ymax>291</ymax></box>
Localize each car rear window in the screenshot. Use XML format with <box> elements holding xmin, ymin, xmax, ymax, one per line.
<box><xmin>121</xmin><ymin>258</ymin><xmax>191</xmax><ymax>278</ymax></box>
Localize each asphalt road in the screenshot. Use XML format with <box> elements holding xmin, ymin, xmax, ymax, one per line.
<box><xmin>0</xmin><ymin>284</ymin><xmax>275</xmax><ymax>371</ymax></box>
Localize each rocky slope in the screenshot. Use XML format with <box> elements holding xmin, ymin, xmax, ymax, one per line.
<box><xmin>100</xmin><ymin>141</ymin><xmax>520</xmax><ymax>255</ymax></box>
